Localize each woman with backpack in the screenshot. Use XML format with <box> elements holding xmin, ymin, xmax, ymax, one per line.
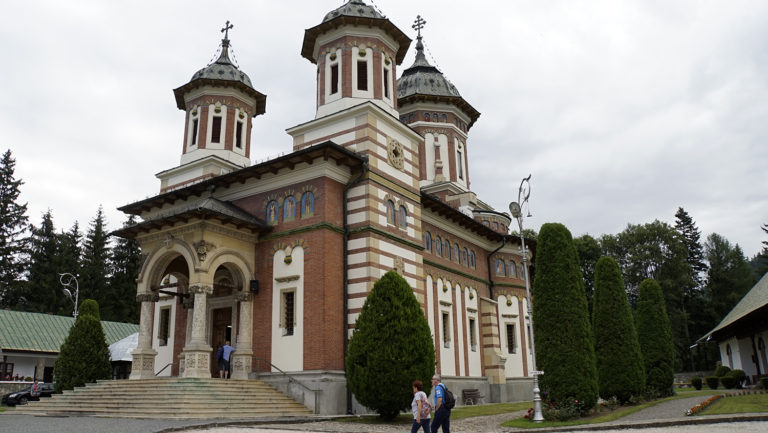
<box><xmin>411</xmin><ymin>380</ymin><xmax>431</xmax><ymax>433</ymax></box>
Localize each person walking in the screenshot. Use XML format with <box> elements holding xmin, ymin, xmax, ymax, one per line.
<box><xmin>219</xmin><ymin>341</ymin><xmax>235</xmax><ymax>379</ymax></box>
<box><xmin>430</xmin><ymin>374</ymin><xmax>451</xmax><ymax>433</ymax></box>
<box><xmin>411</xmin><ymin>380</ymin><xmax>431</xmax><ymax>433</ymax></box>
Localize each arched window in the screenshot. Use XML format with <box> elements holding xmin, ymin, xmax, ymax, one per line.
<box><xmin>726</xmin><ymin>344</ymin><xmax>733</xmax><ymax>368</ymax></box>
<box><xmin>493</xmin><ymin>221</ymin><xmax>499</xmax><ymax>231</ymax></box>
<box><xmin>435</xmin><ymin>236</ymin><xmax>443</xmax><ymax>256</ymax></box>
<box><xmin>441</xmin><ymin>113</ymin><xmax>447</xmax><ymax>122</ymax></box>
<box><xmin>482</xmin><ymin>220</ymin><xmax>490</xmax><ymax>227</ymax></box>
<box><xmin>385</xmin><ymin>200</ymin><xmax>396</xmax><ymax>224</ymax></box>
<box><xmin>425</xmin><ymin>113</ymin><xmax>430</xmax><ymax>121</ymax></box>
<box><xmin>469</xmin><ymin>251</ymin><xmax>476</xmax><ymax>268</ymax></box>
<box><xmin>398</xmin><ymin>205</ymin><xmax>408</xmax><ymax>229</ymax></box>
<box><xmin>266</xmin><ymin>201</ymin><xmax>279</xmax><ymax>224</ymax></box>
<box><xmin>509</xmin><ymin>261</ymin><xmax>517</xmax><ymax>278</ymax></box>
<box><xmin>462</xmin><ymin>248</ymin><xmax>468</xmax><ymax>266</ymax></box>
<box><xmin>300</xmin><ymin>192</ymin><xmax>315</xmax><ymax>217</ymax></box>
<box><xmin>453</xmin><ymin>243</ymin><xmax>460</xmax><ymax>262</ymax></box>
<box><xmin>495</xmin><ymin>259</ymin><xmax>506</xmax><ymax>276</ymax></box>
<box><xmin>424</xmin><ymin>232</ymin><xmax>432</xmax><ymax>252</ymax></box>
<box><xmin>443</xmin><ymin>240</ymin><xmax>450</xmax><ymax>258</ymax></box>
<box><xmin>283</xmin><ymin>196</ymin><xmax>296</xmax><ymax>221</ymax></box>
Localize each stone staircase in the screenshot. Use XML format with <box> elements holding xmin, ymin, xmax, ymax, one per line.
<box><xmin>13</xmin><ymin>378</ymin><xmax>312</xmax><ymax>419</ymax></box>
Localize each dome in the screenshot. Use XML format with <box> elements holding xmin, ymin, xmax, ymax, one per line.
<box><xmin>397</xmin><ymin>39</ymin><xmax>461</xmax><ymax>99</ymax></box>
<box><xmin>189</xmin><ymin>41</ymin><xmax>253</xmax><ymax>88</ymax></box>
<box><xmin>322</xmin><ymin>0</ymin><xmax>384</xmax><ymax>22</ymax></box>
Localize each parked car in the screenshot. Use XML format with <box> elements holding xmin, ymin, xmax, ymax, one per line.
<box><xmin>1</xmin><ymin>383</ymin><xmax>55</xmax><ymax>406</ymax></box>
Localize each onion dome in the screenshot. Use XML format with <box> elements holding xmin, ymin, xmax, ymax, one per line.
<box><xmin>397</xmin><ymin>34</ymin><xmax>480</xmax><ymax>129</ymax></box>
<box><xmin>301</xmin><ymin>0</ymin><xmax>410</xmax><ymax>64</ymax></box>
<box><xmin>173</xmin><ymin>27</ymin><xmax>266</xmax><ymax>116</ymax></box>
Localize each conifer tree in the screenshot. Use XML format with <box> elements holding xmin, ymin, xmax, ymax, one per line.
<box><xmin>574</xmin><ymin>234</ymin><xmax>601</xmax><ymax>317</ymax></box>
<box><xmin>54</xmin><ymin>299</ymin><xmax>111</xmax><ymax>392</ymax></box>
<box><xmin>80</xmin><ymin>207</ymin><xmax>113</xmax><ymax>319</ymax></box>
<box><xmin>592</xmin><ymin>257</ymin><xmax>645</xmax><ymax>403</ymax></box>
<box><xmin>108</xmin><ymin>215</ymin><xmax>142</xmax><ymax>323</ymax></box>
<box><xmin>704</xmin><ymin>233</ymin><xmax>755</xmax><ymax>322</ymax></box>
<box><xmin>58</xmin><ymin>221</ymin><xmax>82</xmax><ymax>281</ymax></box>
<box><xmin>25</xmin><ymin>210</ymin><xmax>68</xmax><ymax>314</ymax></box>
<box><xmin>533</xmin><ymin>223</ymin><xmax>598</xmax><ymax>412</ymax></box>
<box><xmin>674</xmin><ymin>207</ymin><xmax>707</xmax><ymax>371</ymax></box>
<box><xmin>0</xmin><ymin>150</ymin><xmax>29</xmax><ymax>307</ymax></box>
<box><xmin>636</xmin><ymin>278</ymin><xmax>675</xmax><ymax>396</ymax></box>
<box><xmin>345</xmin><ymin>271</ymin><xmax>435</xmax><ymax>420</ymax></box>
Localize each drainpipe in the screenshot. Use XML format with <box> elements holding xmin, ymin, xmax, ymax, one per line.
<box><xmin>488</xmin><ymin>235</ymin><xmax>508</xmax><ymax>300</ymax></box>
<box><xmin>343</xmin><ymin>158</ymin><xmax>368</xmax><ymax>415</ymax></box>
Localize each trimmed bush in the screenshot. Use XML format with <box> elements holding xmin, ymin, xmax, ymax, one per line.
<box><xmin>720</xmin><ymin>375</ymin><xmax>737</xmax><ymax>389</ymax></box>
<box><xmin>345</xmin><ymin>271</ymin><xmax>435</xmax><ymax>420</ymax></box>
<box><xmin>635</xmin><ymin>279</ymin><xmax>675</xmax><ymax>397</ymax></box>
<box><xmin>592</xmin><ymin>257</ymin><xmax>645</xmax><ymax>403</ymax></box>
<box><xmin>706</xmin><ymin>376</ymin><xmax>719</xmax><ymax>389</ymax></box>
<box><xmin>729</xmin><ymin>369</ymin><xmax>746</xmax><ymax>388</ymax></box>
<box><xmin>714</xmin><ymin>365</ymin><xmax>731</xmax><ymax>377</ymax></box>
<box><xmin>533</xmin><ymin>223</ymin><xmax>598</xmax><ymax>413</ymax></box>
<box><xmin>760</xmin><ymin>377</ymin><xmax>768</xmax><ymax>389</ymax></box>
<box><xmin>54</xmin><ymin>299</ymin><xmax>111</xmax><ymax>393</ymax></box>
<box><xmin>691</xmin><ymin>377</ymin><xmax>702</xmax><ymax>390</ymax></box>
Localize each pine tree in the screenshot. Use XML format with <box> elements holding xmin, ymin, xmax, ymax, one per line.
<box><xmin>53</xmin><ymin>299</ymin><xmax>111</xmax><ymax>392</ymax></box>
<box><xmin>636</xmin><ymin>278</ymin><xmax>675</xmax><ymax>396</ymax></box>
<box><xmin>533</xmin><ymin>223</ymin><xmax>598</xmax><ymax>412</ymax></box>
<box><xmin>704</xmin><ymin>233</ymin><xmax>755</xmax><ymax>322</ymax></box>
<box><xmin>108</xmin><ymin>215</ymin><xmax>142</xmax><ymax>323</ymax></box>
<box><xmin>0</xmin><ymin>150</ymin><xmax>29</xmax><ymax>307</ymax></box>
<box><xmin>80</xmin><ymin>206</ymin><xmax>113</xmax><ymax>320</ymax></box>
<box><xmin>592</xmin><ymin>257</ymin><xmax>645</xmax><ymax>403</ymax></box>
<box><xmin>25</xmin><ymin>210</ymin><xmax>68</xmax><ymax>314</ymax></box>
<box><xmin>751</xmin><ymin>223</ymin><xmax>768</xmax><ymax>279</ymax></box>
<box><xmin>58</xmin><ymin>221</ymin><xmax>82</xmax><ymax>280</ymax></box>
<box><xmin>345</xmin><ymin>271</ymin><xmax>435</xmax><ymax>420</ymax></box>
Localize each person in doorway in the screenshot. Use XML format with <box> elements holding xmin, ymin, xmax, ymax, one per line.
<box><xmin>219</xmin><ymin>341</ymin><xmax>235</xmax><ymax>379</ymax></box>
<box><xmin>411</xmin><ymin>380</ymin><xmax>431</xmax><ymax>433</ymax></box>
<box><xmin>430</xmin><ymin>374</ymin><xmax>451</xmax><ymax>433</ymax></box>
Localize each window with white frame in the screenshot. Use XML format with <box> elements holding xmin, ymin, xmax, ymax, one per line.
<box><xmin>281</xmin><ymin>290</ymin><xmax>296</xmax><ymax>336</ymax></box>
<box><xmin>442</xmin><ymin>312</ymin><xmax>451</xmax><ymax>348</ymax></box>
<box><xmin>469</xmin><ymin>318</ymin><xmax>477</xmax><ymax>351</ymax></box>
<box><xmin>506</xmin><ymin>323</ymin><xmax>516</xmax><ymax>354</ymax></box>
<box><xmin>158</xmin><ymin>307</ymin><xmax>170</xmax><ymax>346</ymax></box>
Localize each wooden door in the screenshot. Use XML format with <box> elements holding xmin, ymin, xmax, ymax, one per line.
<box><xmin>210</xmin><ymin>308</ymin><xmax>232</xmax><ymax>377</ymax></box>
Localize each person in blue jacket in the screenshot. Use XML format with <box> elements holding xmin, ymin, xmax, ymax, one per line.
<box><xmin>430</xmin><ymin>374</ymin><xmax>451</xmax><ymax>433</ymax></box>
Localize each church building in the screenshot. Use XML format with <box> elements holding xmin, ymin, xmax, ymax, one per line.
<box><xmin>115</xmin><ymin>1</ymin><xmax>535</xmax><ymax>415</ymax></box>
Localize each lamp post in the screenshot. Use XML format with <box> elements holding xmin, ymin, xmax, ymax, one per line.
<box><xmin>59</xmin><ymin>273</ymin><xmax>80</xmax><ymax>320</ymax></box>
<box><xmin>509</xmin><ymin>174</ymin><xmax>543</xmax><ymax>422</ymax></box>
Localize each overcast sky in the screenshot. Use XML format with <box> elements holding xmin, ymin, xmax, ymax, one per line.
<box><xmin>1</xmin><ymin>0</ymin><xmax>766</xmax><ymax>257</ymax></box>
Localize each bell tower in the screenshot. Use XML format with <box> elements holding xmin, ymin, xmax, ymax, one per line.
<box><xmin>157</xmin><ymin>22</ymin><xmax>267</xmax><ymax>193</ymax></box>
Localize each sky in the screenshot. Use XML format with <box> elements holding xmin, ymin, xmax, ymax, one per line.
<box><xmin>1</xmin><ymin>0</ymin><xmax>766</xmax><ymax>258</ymax></box>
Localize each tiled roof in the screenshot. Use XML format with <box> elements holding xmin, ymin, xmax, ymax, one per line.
<box><xmin>700</xmin><ymin>272</ymin><xmax>768</xmax><ymax>341</ymax></box>
<box><xmin>0</xmin><ymin>310</ymin><xmax>138</xmax><ymax>353</ymax></box>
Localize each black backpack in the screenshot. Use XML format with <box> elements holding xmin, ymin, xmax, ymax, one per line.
<box><xmin>440</xmin><ymin>384</ymin><xmax>455</xmax><ymax>409</ymax></box>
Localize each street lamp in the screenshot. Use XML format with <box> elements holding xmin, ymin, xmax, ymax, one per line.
<box><xmin>59</xmin><ymin>273</ymin><xmax>80</xmax><ymax>320</ymax></box>
<box><xmin>509</xmin><ymin>174</ymin><xmax>544</xmax><ymax>423</ymax></box>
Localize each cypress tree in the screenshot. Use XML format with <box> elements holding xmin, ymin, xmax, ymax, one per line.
<box><xmin>0</xmin><ymin>150</ymin><xmax>29</xmax><ymax>307</ymax></box>
<box><xmin>592</xmin><ymin>257</ymin><xmax>645</xmax><ymax>402</ymax></box>
<box><xmin>533</xmin><ymin>223</ymin><xmax>598</xmax><ymax>412</ymax></box>
<box><xmin>54</xmin><ymin>299</ymin><xmax>112</xmax><ymax>392</ymax></box>
<box><xmin>345</xmin><ymin>271</ymin><xmax>435</xmax><ymax>420</ymax></box>
<box><xmin>636</xmin><ymin>279</ymin><xmax>675</xmax><ymax>396</ymax></box>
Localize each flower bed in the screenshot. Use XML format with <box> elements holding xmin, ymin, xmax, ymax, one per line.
<box><xmin>685</xmin><ymin>394</ymin><xmax>723</xmax><ymax>415</ymax></box>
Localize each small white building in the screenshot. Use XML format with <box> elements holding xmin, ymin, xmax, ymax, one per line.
<box><xmin>700</xmin><ymin>272</ymin><xmax>768</xmax><ymax>385</ymax></box>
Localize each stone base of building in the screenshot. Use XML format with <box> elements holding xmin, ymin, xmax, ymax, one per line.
<box><xmin>129</xmin><ymin>348</ymin><xmax>158</xmax><ymax>379</ymax></box>
<box><xmin>181</xmin><ymin>345</ymin><xmax>213</xmax><ymax>378</ymax></box>
<box><xmin>230</xmin><ymin>351</ymin><xmax>253</xmax><ymax>379</ymax></box>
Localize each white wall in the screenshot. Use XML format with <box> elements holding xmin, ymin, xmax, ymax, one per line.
<box><xmin>271</xmin><ymin>247</ymin><xmax>305</xmax><ymax>372</ymax></box>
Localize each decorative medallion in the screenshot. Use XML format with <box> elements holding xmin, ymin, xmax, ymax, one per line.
<box><xmin>194</xmin><ymin>240</ymin><xmax>215</xmax><ymax>262</ymax></box>
<box><xmin>387</xmin><ymin>138</ymin><xmax>404</xmax><ymax>170</ymax></box>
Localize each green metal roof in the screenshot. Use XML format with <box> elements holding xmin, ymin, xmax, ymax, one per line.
<box><xmin>0</xmin><ymin>309</ymin><xmax>138</xmax><ymax>354</ymax></box>
<box><xmin>700</xmin><ymin>272</ymin><xmax>768</xmax><ymax>342</ymax></box>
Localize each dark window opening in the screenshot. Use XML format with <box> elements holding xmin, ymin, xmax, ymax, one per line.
<box><xmin>507</xmin><ymin>324</ymin><xmax>516</xmax><ymax>354</ymax></box>
<box><xmin>357</xmin><ymin>61</ymin><xmax>368</xmax><ymax>91</ymax></box>
<box><xmin>330</xmin><ymin>64</ymin><xmax>339</xmax><ymax>94</ymax></box>
<box><xmin>159</xmin><ymin>308</ymin><xmax>170</xmax><ymax>346</ymax></box>
<box><xmin>211</xmin><ymin>116</ymin><xmax>222</xmax><ymax>143</ymax></box>
<box><xmin>384</xmin><ymin>68</ymin><xmax>390</xmax><ymax>98</ymax></box>
<box><xmin>191</xmin><ymin>118</ymin><xmax>199</xmax><ymax>146</ymax></box>
<box><xmin>469</xmin><ymin>318</ymin><xmax>477</xmax><ymax>351</ymax></box>
<box><xmin>235</xmin><ymin>120</ymin><xmax>243</xmax><ymax>149</ymax></box>
<box><xmin>442</xmin><ymin>312</ymin><xmax>451</xmax><ymax>348</ymax></box>
<box><xmin>284</xmin><ymin>291</ymin><xmax>295</xmax><ymax>336</ymax></box>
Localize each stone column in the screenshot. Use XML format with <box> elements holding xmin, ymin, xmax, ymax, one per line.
<box><xmin>130</xmin><ymin>293</ymin><xmax>159</xmax><ymax>379</ymax></box>
<box><xmin>181</xmin><ymin>284</ymin><xmax>214</xmax><ymax>378</ymax></box>
<box><xmin>35</xmin><ymin>358</ymin><xmax>45</xmax><ymax>381</ymax></box>
<box><xmin>231</xmin><ymin>291</ymin><xmax>254</xmax><ymax>380</ymax></box>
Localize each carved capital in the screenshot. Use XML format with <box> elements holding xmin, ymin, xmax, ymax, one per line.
<box><xmin>136</xmin><ymin>293</ymin><xmax>160</xmax><ymax>303</ymax></box>
<box><xmin>188</xmin><ymin>284</ymin><xmax>213</xmax><ymax>295</ymax></box>
<box><xmin>235</xmin><ymin>291</ymin><xmax>253</xmax><ymax>302</ymax></box>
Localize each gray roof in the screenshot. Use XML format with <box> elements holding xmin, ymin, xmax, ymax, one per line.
<box><xmin>189</xmin><ymin>40</ymin><xmax>253</xmax><ymax>88</ymax></box>
<box><xmin>323</xmin><ymin>0</ymin><xmax>384</xmax><ymax>22</ymax></box>
<box><xmin>397</xmin><ymin>38</ymin><xmax>461</xmax><ymax>99</ymax></box>
<box><xmin>700</xmin><ymin>272</ymin><xmax>768</xmax><ymax>341</ymax></box>
<box><xmin>108</xmin><ymin>332</ymin><xmax>138</xmax><ymax>362</ymax></box>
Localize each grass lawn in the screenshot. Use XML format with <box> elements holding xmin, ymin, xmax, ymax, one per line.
<box><xmin>700</xmin><ymin>393</ymin><xmax>768</xmax><ymax>415</ymax></box>
<box><xmin>502</xmin><ymin>390</ymin><xmax>723</xmax><ymax>429</ymax></box>
<box><xmin>334</xmin><ymin>402</ymin><xmax>536</xmax><ymax>425</ymax></box>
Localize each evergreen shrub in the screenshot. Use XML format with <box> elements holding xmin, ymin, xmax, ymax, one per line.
<box><xmin>54</xmin><ymin>299</ymin><xmax>111</xmax><ymax>393</ymax></box>
<box><xmin>533</xmin><ymin>223</ymin><xmax>598</xmax><ymax>413</ymax></box>
<box><xmin>760</xmin><ymin>377</ymin><xmax>768</xmax><ymax>389</ymax></box>
<box><xmin>706</xmin><ymin>376</ymin><xmax>719</xmax><ymax>389</ymax></box>
<box><xmin>714</xmin><ymin>365</ymin><xmax>731</xmax><ymax>377</ymax></box>
<box><xmin>592</xmin><ymin>257</ymin><xmax>645</xmax><ymax>403</ymax></box>
<box><xmin>729</xmin><ymin>369</ymin><xmax>746</xmax><ymax>388</ymax></box>
<box><xmin>720</xmin><ymin>375</ymin><xmax>737</xmax><ymax>389</ymax></box>
<box><xmin>691</xmin><ymin>377</ymin><xmax>702</xmax><ymax>390</ymax></box>
<box><xmin>345</xmin><ymin>271</ymin><xmax>435</xmax><ymax>420</ymax></box>
<box><xmin>636</xmin><ymin>279</ymin><xmax>675</xmax><ymax>397</ymax></box>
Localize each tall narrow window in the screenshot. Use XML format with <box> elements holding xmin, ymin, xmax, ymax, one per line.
<box><xmin>457</xmin><ymin>148</ymin><xmax>464</xmax><ymax>179</ymax></box>
<box><xmin>506</xmin><ymin>324</ymin><xmax>516</xmax><ymax>354</ymax></box>
<box><xmin>330</xmin><ymin>64</ymin><xmax>339</xmax><ymax>94</ymax></box>
<box><xmin>357</xmin><ymin>61</ymin><xmax>368</xmax><ymax>91</ymax></box>
<box><xmin>283</xmin><ymin>291</ymin><xmax>295</xmax><ymax>336</ymax></box>
<box><xmin>211</xmin><ymin>116</ymin><xmax>222</xmax><ymax>143</ymax></box>
<box><xmin>235</xmin><ymin>120</ymin><xmax>243</xmax><ymax>149</ymax></box>
<box><xmin>469</xmin><ymin>318</ymin><xmax>477</xmax><ymax>351</ymax></box>
<box><xmin>159</xmin><ymin>307</ymin><xmax>170</xmax><ymax>346</ymax></box>
<box><xmin>424</xmin><ymin>232</ymin><xmax>432</xmax><ymax>251</ymax></box>
<box><xmin>191</xmin><ymin>118</ymin><xmax>199</xmax><ymax>146</ymax></box>
<box><xmin>527</xmin><ymin>325</ymin><xmax>532</xmax><ymax>353</ymax></box>
<box><xmin>442</xmin><ymin>312</ymin><xmax>451</xmax><ymax>348</ymax></box>
<box><xmin>384</xmin><ymin>67</ymin><xmax>390</xmax><ymax>98</ymax></box>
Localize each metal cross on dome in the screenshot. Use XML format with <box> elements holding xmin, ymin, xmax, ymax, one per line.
<box><xmin>221</xmin><ymin>20</ymin><xmax>234</xmax><ymax>39</ymax></box>
<box><xmin>412</xmin><ymin>15</ymin><xmax>426</xmax><ymax>38</ymax></box>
